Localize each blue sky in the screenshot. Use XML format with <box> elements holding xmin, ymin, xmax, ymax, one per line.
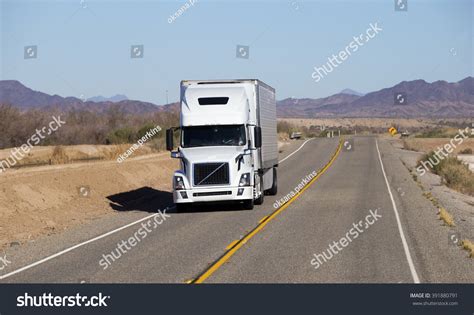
<box><xmin>1</xmin><ymin>0</ymin><xmax>472</xmax><ymax>105</ymax></box>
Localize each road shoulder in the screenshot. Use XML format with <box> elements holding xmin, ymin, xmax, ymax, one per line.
<box><xmin>378</xmin><ymin>138</ymin><xmax>474</xmax><ymax>282</ymax></box>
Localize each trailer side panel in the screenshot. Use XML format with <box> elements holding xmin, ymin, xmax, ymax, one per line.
<box><xmin>257</xmin><ymin>83</ymin><xmax>278</xmax><ymax>169</ymax></box>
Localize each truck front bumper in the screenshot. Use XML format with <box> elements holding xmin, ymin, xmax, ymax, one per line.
<box><xmin>173</xmin><ymin>186</ymin><xmax>253</xmax><ymax>203</ymax></box>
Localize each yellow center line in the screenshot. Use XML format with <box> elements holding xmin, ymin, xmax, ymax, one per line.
<box><xmin>190</xmin><ymin>138</ymin><xmax>344</xmax><ymax>284</ymax></box>
<box><xmin>225</xmin><ymin>240</ymin><xmax>240</xmax><ymax>250</ymax></box>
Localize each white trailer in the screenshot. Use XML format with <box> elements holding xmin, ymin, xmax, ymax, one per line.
<box><xmin>166</xmin><ymin>79</ymin><xmax>278</xmax><ymax>210</ymax></box>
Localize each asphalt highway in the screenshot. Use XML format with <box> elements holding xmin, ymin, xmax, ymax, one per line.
<box><xmin>2</xmin><ymin>137</ymin><xmax>473</xmax><ymax>283</ymax></box>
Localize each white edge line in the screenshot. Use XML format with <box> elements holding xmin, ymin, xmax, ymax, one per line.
<box><xmin>0</xmin><ymin>209</ymin><xmax>171</xmax><ymax>280</ymax></box>
<box><xmin>280</xmin><ymin>138</ymin><xmax>313</xmax><ymax>163</ymax></box>
<box><xmin>0</xmin><ymin>138</ymin><xmax>316</xmax><ymax>280</ymax></box>
<box><xmin>375</xmin><ymin>139</ymin><xmax>420</xmax><ymax>284</ymax></box>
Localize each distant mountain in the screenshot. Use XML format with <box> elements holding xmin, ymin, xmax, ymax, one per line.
<box><xmin>277</xmin><ymin>77</ymin><xmax>474</xmax><ymax>118</ymax></box>
<box><xmin>2</xmin><ymin>78</ymin><xmax>473</xmax><ymax>118</ymax></box>
<box><xmin>0</xmin><ymin>80</ymin><xmax>78</xmax><ymax>109</ymax></box>
<box><xmin>340</xmin><ymin>88</ymin><xmax>364</xmax><ymax>96</ymax></box>
<box><xmin>277</xmin><ymin>94</ymin><xmax>360</xmax><ymax>117</ymax></box>
<box><xmin>0</xmin><ymin>80</ymin><xmax>165</xmax><ymax>114</ymax></box>
<box><xmin>87</xmin><ymin>94</ymin><xmax>128</xmax><ymax>103</ymax></box>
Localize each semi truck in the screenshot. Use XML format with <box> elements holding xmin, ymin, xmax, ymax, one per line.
<box><xmin>166</xmin><ymin>79</ymin><xmax>278</xmax><ymax>211</ymax></box>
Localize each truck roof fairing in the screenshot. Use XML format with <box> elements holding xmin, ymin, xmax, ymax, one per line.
<box><xmin>180</xmin><ymin>85</ymin><xmax>254</xmax><ymax>126</ymax></box>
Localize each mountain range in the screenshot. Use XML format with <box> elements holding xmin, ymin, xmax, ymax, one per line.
<box><xmin>0</xmin><ymin>80</ymin><xmax>175</xmax><ymax>114</ymax></box>
<box><xmin>0</xmin><ymin>77</ymin><xmax>472</xmax><ymax>118</ymax></box>
<box><xmin>278</xmin><ymin>77</ymin><xmax>473</xmax><ymax>118</ymax></box>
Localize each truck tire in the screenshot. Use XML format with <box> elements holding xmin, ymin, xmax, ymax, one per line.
<box><xmin>254</xmin><ymin>175</ymin><xmax>264</xmax><ymax>205</ymax></box>
<box><xmin>243</xmin><ymin>199</ymin><xmax>254</xmax><ymax>210</ymax></box>
<box><xmin>267</xmin><ymin>167</ymin><xmax>278</xmax><ymax>196</ymax></box>
<box><xmin>175</xmin><ymin>203</ymin><xmax>188</xmax><ymax>212</ymax></box>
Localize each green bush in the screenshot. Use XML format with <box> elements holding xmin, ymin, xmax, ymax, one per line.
<box><xmin>106</xmin><ymin>127</ymin><xmax>135</xmax><ymax>144</ymax></box>
<box><xmin>137</xmin><ymin>124</ymin><xmax>160</xmax><ymax>140</ymax></box>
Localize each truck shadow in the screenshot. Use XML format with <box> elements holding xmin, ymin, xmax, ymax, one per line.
<box><xmin>107</xmin><ymin>187</ymin><xmax>252</xmax><ymax>213</ymax></box>
<box><xmin>177</xmin><ymin>202</ymin><xmax>252</xmax><ymax>213</ymax></box>
<box><xmin>107</xmin><ymin>187</ymin><xmax>173</xmax><ymax>213</ymax></box>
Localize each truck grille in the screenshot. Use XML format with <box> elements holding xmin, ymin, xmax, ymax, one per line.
<box><xmin>193</xmin><ymin>163</ymin><xmax>229</xmax><ymax>186</ymax></box>
<box><xmin>193</xmin><ymin>191</ymin><xmax>232</xmax><ymax>197</ymax></box>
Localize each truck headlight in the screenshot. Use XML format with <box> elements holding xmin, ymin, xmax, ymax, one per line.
<box><xmin>239</xmin><ymin>173</ymin><xmax>251</xmax><ymax>187</ymax></box>
<box><xmin>174</xmin><ymin>176</ymin><xmax>186</xmax><ymax>190</ymax></box>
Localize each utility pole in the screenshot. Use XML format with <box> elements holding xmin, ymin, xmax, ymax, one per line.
<box><xmin>166</xmin><ymin>90</ymin><xmax>169</xmax><ymax>104</ymax></box>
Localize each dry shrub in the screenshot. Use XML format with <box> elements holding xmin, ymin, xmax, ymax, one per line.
<box><xmin>461</xmin><ymin>240</ymin><xmax>474</xmax><ymax>258</ymax></box>
<box><xmin>50</xmin><ymin>146</ymin><xmax>69</xmax><ymax>165</ymax></box>
<box><xmin>0</xmin><ymin>104</ymin><xmax>178</xmax><ymax>150</ymax></box>
<box><xmin>438</xmin><ymin>160</ymin><xmax>474</xmax><ymax>196</ymax></box>
<box><xmin>438</xmin><ymin>207</ymin><xmax>455</xmax><ymax>227</ymax></box>
<box><xmin>102</xmin><ymin>144</ymin><xmax>131</xmax><ymax>160</ymax></box>
<box><xmin>459</xmin><ymin>148</ymin><xmax>473</xmax><ymax>154</ymax></box>
<box><xmin>149</xmin><ymin>137</ymin><xmax>166</xmax><ymax>152</ymax></box>
<box><xmin>278</xmin><ymin>132</ymin><xmax>289</xmax><ymax>141</ymax></box>
<box><xmin>418</xmin><ymin>152</ymin><xmax>474</xmax><ymax>196</ymax></box>
<box><xmin>402</xmin><ymin>139</ymin><xmax>418</xmax><ymax>151</ymax></box>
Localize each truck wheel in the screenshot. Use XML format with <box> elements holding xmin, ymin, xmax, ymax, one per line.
<box><xmin>175</xmin><ymin>203</ymin><xmax>188</xmax><ymax>212</ymax></box>
<box><xmin>267</xmin><ymin>167</ymin><xmax>278</xmax><ymax>196</ymax></box>
<box><xmin>254</xmin><ymin>175</ymin><xmax>265</xmax><ymax>205</ymax></box>
<box><xmin>243</xmin><ymin>199</ymin><xmax>254</xmax><ymax>210</ymax></box>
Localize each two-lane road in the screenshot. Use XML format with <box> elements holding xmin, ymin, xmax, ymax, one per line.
<box><xmin>206</xmin><ymin>136</ymin><xmax>417</xmax><ymax>283</ymax></box>
<box><xmin>2</xmin><ymin>137</ymin><xmax>473</xmax><ymax>283</ymax></box>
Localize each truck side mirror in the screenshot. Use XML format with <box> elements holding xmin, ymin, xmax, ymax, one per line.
<box><xmin>254</xmin><ymin>127</ymin><xmax>262</xmax><ymax>148</ymax></box>
<box><xmin>166</xmin><ymin>129</ymin><xmax>174</xmax><ymax>151</ymax></box>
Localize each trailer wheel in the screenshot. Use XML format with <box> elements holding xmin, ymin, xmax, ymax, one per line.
<box><xmin>254</xmin><ymin>175</ymin><xmax>265</xmax><ymax>205</ymax></box>
<box><xmin>267</xmin><ymin>167</ymin><xmax>278</xmax><ymax>196</ymax></box>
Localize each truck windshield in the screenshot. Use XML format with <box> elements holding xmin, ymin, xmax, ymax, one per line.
<box><xmin>182</xmin><ymin>125</ymin><xmax>246</xmax><ymax>148</ymax></box>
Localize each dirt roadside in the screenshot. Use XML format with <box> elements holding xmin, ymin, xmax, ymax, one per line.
<box><xmin>387</xmin><ymin>137</ymin><xmax>474</xmax><ymax>257</ymax></box>
<box><xmin>0</xmin><ymin>152</ymin><xmax>178</xmax><ymax>250</ymax></box>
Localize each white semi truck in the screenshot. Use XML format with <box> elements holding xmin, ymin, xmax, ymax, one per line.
<box><xmin>166</xmin><ymin>79</ymin><xmax>278</xmax><ymax>211</ymax></box>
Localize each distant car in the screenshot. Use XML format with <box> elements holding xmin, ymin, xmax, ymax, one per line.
<box><xmin>290</xmin><ymin>132</ymin><xmax>302</xmax><ymax>139</ymax></box>
<box><xmin>401</xmin><ymin>131</ymin><xmax>410</xmax><ymax>138</ymax></box>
